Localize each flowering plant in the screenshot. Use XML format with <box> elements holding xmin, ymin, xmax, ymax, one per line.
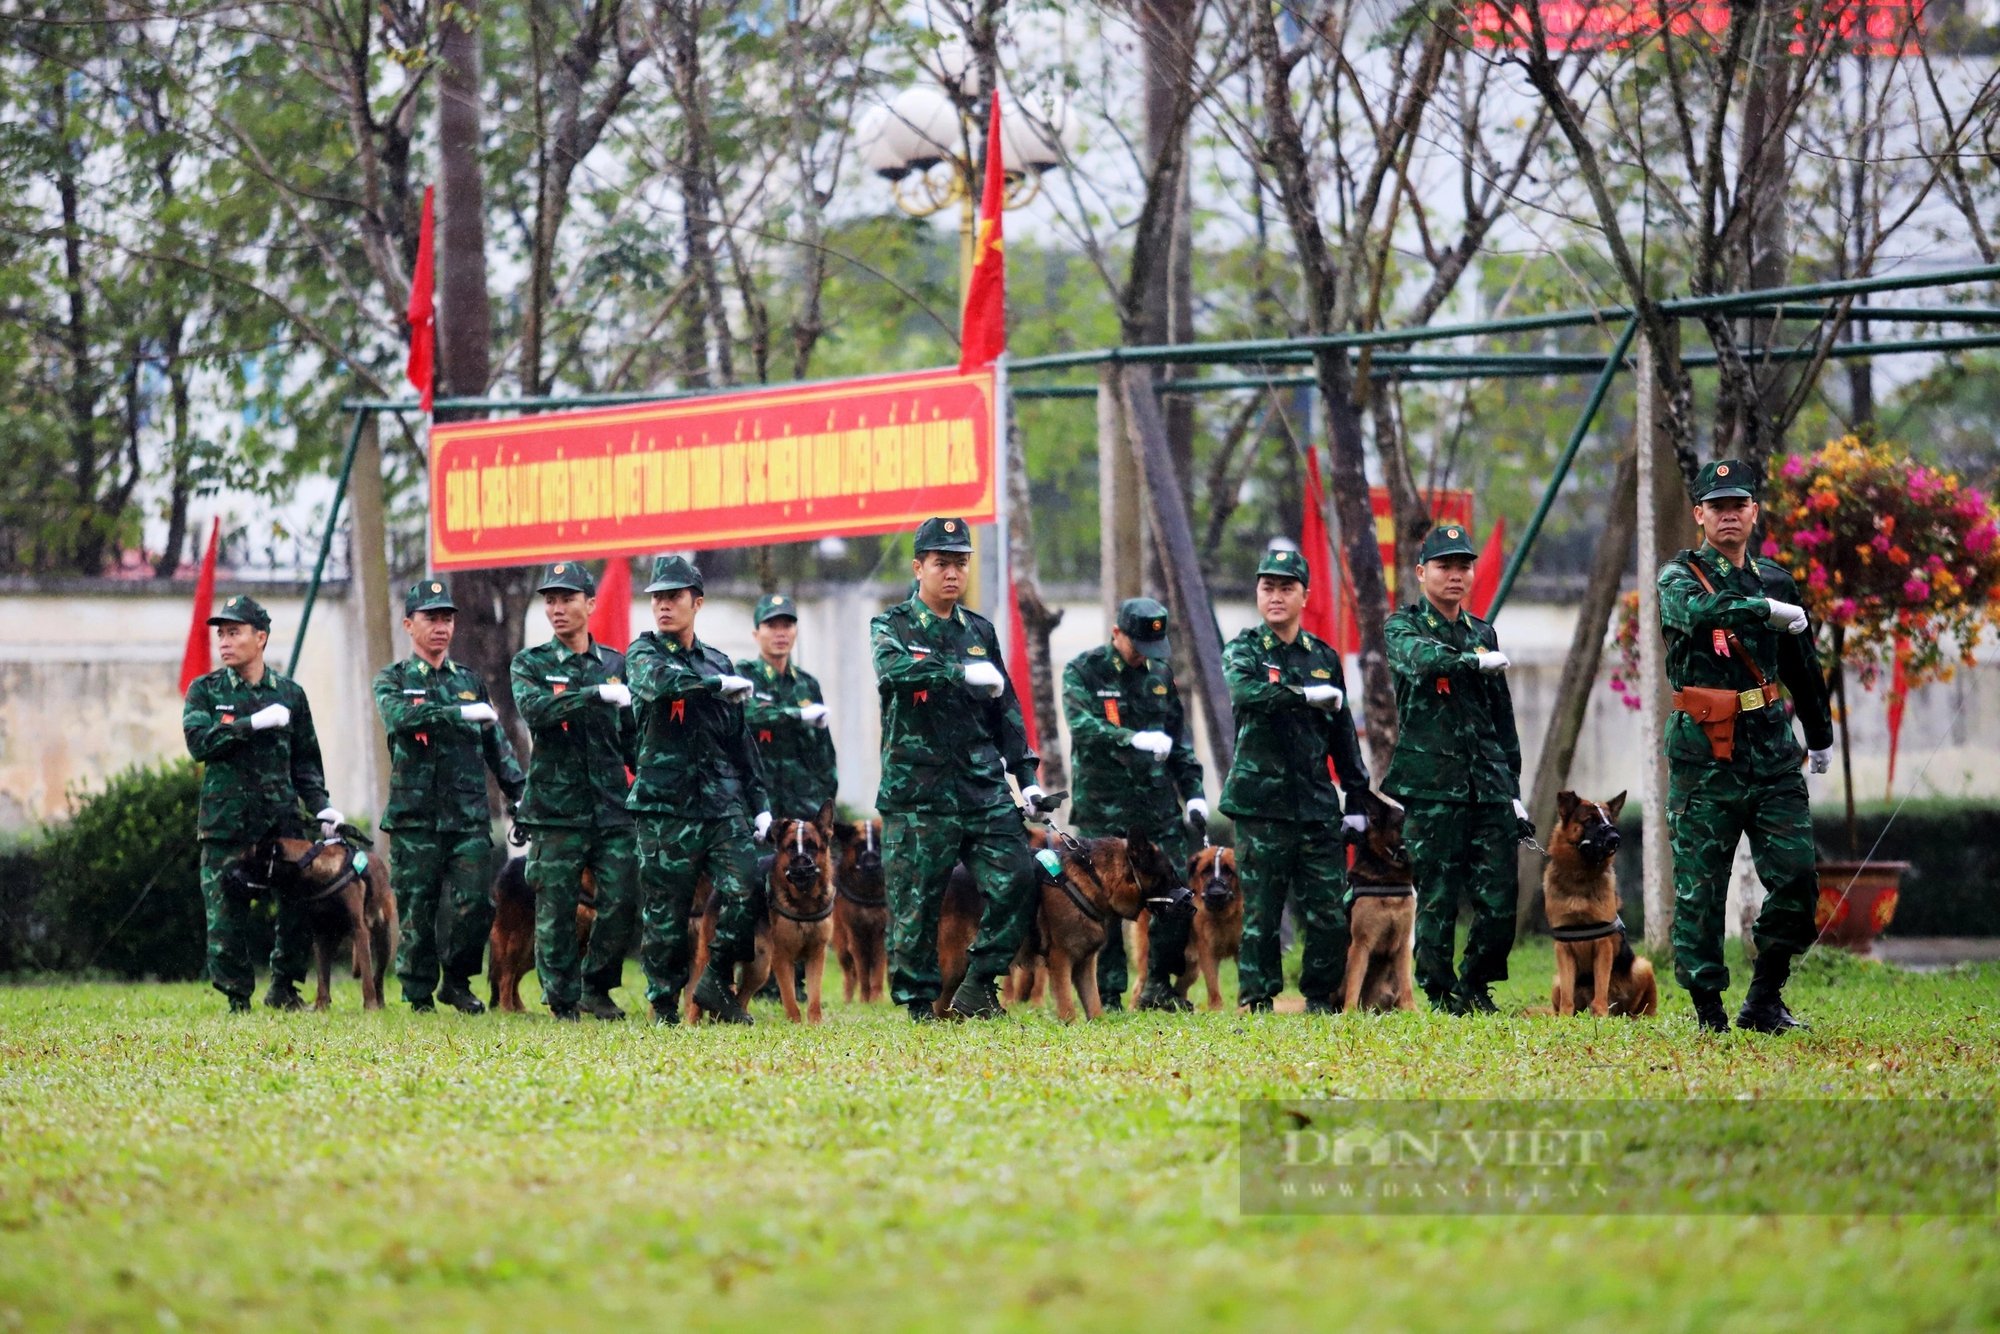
<box><xmin>1761</xmin><ymin>436</ymin><xmax>2000</xmax><ymax>689</ymax></box>
<box><xmin>1608</xmin><ymin>589</ymin><xmax>1642</xmax><ymax>711</ymax></box>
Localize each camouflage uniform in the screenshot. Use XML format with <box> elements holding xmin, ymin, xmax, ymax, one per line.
<box><xmin>626</xmin><ymin>556</ymin><xmax>771</xmax><ymax>1016</ymax></box>
<box><xmin>373</xmin><ymin>580</ymin><xmax>526</xmax><ymax>1007</ymax></box>
<box><xmin>1660</xmin><ymin>464</ymin><xmax>1833</xmax><ymax>998</ymax></box>
<box><xmin>181</xmin><ymin>595</ymin><xmax>329</xmax><ymax>1004</ymax></box>
<box><xmin>1062</xmin><ymin>598</ymin><xmax>1202</xmax><ymax>1004</ymax></box>
<box><xmin>1219</xmin><ymin>551</ymin><xmax>1371</xmax><ymax>1008</ymax></box>
<box><xmin>873</xmin><ymin>518</ymin><xmax>1040</xmax><ymax>1012</ymax></box>
<box><xmin>511</xmin><ymin>563</ymin><xmax>639</xmax><ymax>1012</ymax></box>
<box><xmin>1382</xmin><ymin>526</ymin><xmax>1525</xmax><ymax>1010</ymax></box>
<box><xmin>737</xmin><ymin>596</ymin><xmax>836</xmax><ymax>820</ymax></box>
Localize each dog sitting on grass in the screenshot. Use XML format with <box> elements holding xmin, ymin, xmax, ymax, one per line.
<box><xmin>1541</xmin><ymin>790</ymin><xmax>1657</xmax><ymax>1018</ymax></box>
<box><xmin>1130</xmin><ymin>844</ymin><xmax>1242</xmax><ymax>1011</ymax></box>
<box><xmin>1341</xmin><ymin>791</ymin><xmax>1418</xmax><ymax>1013</ymax></box>
<box><xmin>686</xmin><ymin>804</ymin><xmax>839</xmax><ymax>1024</ymax></box>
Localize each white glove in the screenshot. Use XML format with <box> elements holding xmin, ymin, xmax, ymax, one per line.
<box><xmin>799</xmin><ymin>702</ymin><xmax>829</xmax><ymax>727</ymax></box>
<box><xmin>1184</xmin><ymin>797</ymin><xmax>1209</xmax><ymax>826</ymax></box>
<box><xmin>316</xmin><ymin>807</ymin><xmax>343</xmax><ymax>837</ymax></box>
<box><xmin>753</xmin><ymin>810</ymin><xmax>773</xmax><ymax>842</ymax></box>
<box><xmin>1765</xmin><ymin>599</ymin><xmax>1809</xmax><ymax>635</ymax></box>
<box><xmin>1342</xmin><ymin>813</ymin><xmax>1368</xmax><ymax>837</ymax></box>
<box><xmin>459</xmin><ymin>702</ymin><xmax>498</xmax><ymax>724</ymax></box>
<box><xmin>248</xmin><ymin>703</ymin><xmax>290</xmax><ymax>731</ymax></box>
<box><xmin>1476</xmin><ymin>651</ymin><xmax>1511</xmax><ymax>673</ymax></box>
<box><xmin>962</xmin><ymin>661</ymin><xmax>1006</xmax><ymax>697</ymax></box>
<box><xmin>1809</xmin><ymin>747</ymin><xmax>1833</xmax><ymax>775</ymax></box>
<box><xmin>715</xmin><ymin>674</ymin><xmax>753</xmax><ymax>702</ymax></box>
<box><xmin>596</xmin><ymin>682</ymin><xmax>632</xmax><ymax>708</ymax></box>
<box><xmin>1302</xmin><ymin>684</ymin><xmax>1344</xmax><ymax>710</ymax></box>
<box><xmin>1021</xmin><ymin>784</ymin><xmax>1051</xmax><ymax>813</ymax></box>
<box><xmin>1129</xmin><ymin>729</ymin><xmax>1173</xmax><ymax>758</ymax></box>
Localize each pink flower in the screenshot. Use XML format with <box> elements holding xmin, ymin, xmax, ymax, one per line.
<box><xmin>1833</xmin><ymin>597</ymin><xmax>1858</xmax><ymax>620</ymax></box>
<box><xmin>1808</xmin><ymin>566</ymin><xmax>1830</xmax><ymax>591</ymax></box>
<box><xmin>1968</xmin><ymin>522</ymin><xmax>1997</xmax><ymax>557</ymax></box>
<box><xmin>1927</xmin><ymin>554</ymin><xmax>1946</xmax><ymax>572</ymax></box>
<box><xmin>1909</xmin><ymin>470</ymin><xmax>1940</xmax><ymax>502</ymax></box>
<box><xmin>1872</xmin><ymin>533</ymin><xmax>1893</xmax><ymax>555</ymax></box>
<box><xmin>1761</xmin><ymin>538</ymin><xmax>1783</xmax><ymax>558</ymax></box>
<box><xmin>1903</xmin><ymin>576</ymin><xmax>1930</xmax><ymax>602</ymax></box>
<box><xmin>1781</xmin><ymin>455</ymin><xmax>1808</xmax><ymax>480</ymax></box>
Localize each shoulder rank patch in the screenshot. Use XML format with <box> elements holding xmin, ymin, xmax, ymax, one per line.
<box><xmin>1311</xmin><ymin>668</ymin><xmax>1331</xmax><ymax>679</ymax></box>
<box><xmin>1152</xmin><ymin>683</ymin><xmax>1167</xmax><ymax>695</ymax></box>
<box><xmin>457</xmin><ymin>690</ymin><xmax>476</xmax><ymax>700</ymax></box>
<box><xmin>967</xmin><ymin>645</ymin><xmax>987</xmax><ymax>656</ymax></box>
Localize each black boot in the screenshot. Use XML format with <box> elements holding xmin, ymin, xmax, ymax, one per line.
<box><xmin>578</xmin><ymin>989</ymin><xmax>627</xmax><ymax>1021</ymax></box>
<box><xmin>549</xmin><ymin>1001</ymin><xmax>580</xmax><ymax>1022</ymax></box>
<box><xmin>437</xmin><ymin>979</ymin><xmax>486</xmax><ymax>1015</ymax></box>
<box><xmin>692</xmin><ymin>964</ymin><xmax>752</xmax><ymax>1025</ymax></box>
<box><xmin>1240</xmin><ymin>996</ymin><xmax>1274</xmax><ymax>1014</ymax></box>
<box><xmin>262</xmin><ymin>981</ymin><xmax>304</xmax><ymax>1012</ymax></box>
<box><xmin>1736</xmin><ymin>951</ymin><xmax>1807</xmax><ymax>1034</ymax></box>
<box><xmin>907</xmin><ymin>999</ymin><xmax>940</xmax><ymax>1023</ymax></box>
<box><xmin>947</xmin><ymin>973</ymin><xmax>1004</xmax><ymax>1020</ymax></box>
<box><xmin>1428</xmin><ymin>990</ymin><xmax>1468</xmax><ymax>1017</ymax></box>
<box><xmin>1303</xmin><ymin>997</ymin><xmax>1339</xmax><ymax>1016</ymax></box>
<box><xmin>1689</xmin><ymin>987</ymin><xmax>1730</xmax><ymax>1034</ymax></box>
<box><xmin>226</xmin><ymin>994</ymin><xmax>252</xmax><ymax>1014</ymax></box>
<box><xmin>1457</xmin><ymin>983</ymin><xmax>1499</xmax><ymax>1015</ymax></box>
<box><xmin>1136</xmin><ymin>984</ymin><xmax>1191</xmax><ymax>1013</ymax></box>
<box><xmin>408</xmin><ymin>995</ymin><xmax>436</xmax><ymax>1014</ymax></box>
<box><xmin>651</xmin><ymin>1002</ymin><xmax>679</xmax><ymax>1026</ymax></box>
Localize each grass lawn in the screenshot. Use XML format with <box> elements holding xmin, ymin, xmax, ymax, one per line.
<box><xmin>2</xmin><ymin>943</ymin><xmax>1996</xmax><ymax>1331</ymax></box>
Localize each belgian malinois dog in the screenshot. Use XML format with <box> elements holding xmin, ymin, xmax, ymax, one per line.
<box><xmin>831</xmin><ymin>817</ymin><xmax>888</xmax><ymax>1004</ymax></box>
<box><xmin>1342</xmin><ymin>791</ymin><xmax>1418</xmax><ymax>1013</ymax></box>
<box><xmin>249</xmin><ymin>831</ymin><xmax>397</xmax><ymax>1011</ymax></box>
<box><xmin>487</xmin><ymin>857</ymin><xmax>596</xmax><ymax>1014</ymax></box>
<box><xmin>688</xmin><ymin>803</ymin><xmax>839</xmax><ymax>1024</ymax></box>
<box><xmin>1543</xmin><ymin>790</ymin><xmax>1657</xmax><ymax>1018</ymax></box>
<box><xmin>1131</xmin><ymin>843</ymin><xmax>1243</xmax><ymax>1011</ymax></box>
<box><xmin>938</xmin><ymin>829</ymin><xmax>1194</xmax><ymax>1022</ymax></box>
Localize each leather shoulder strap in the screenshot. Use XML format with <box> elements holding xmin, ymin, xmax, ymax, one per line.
<box><xmin>1680</xmin><ymin>556</ymin><xmax>1771</xmax><ymax>691</ymax></box>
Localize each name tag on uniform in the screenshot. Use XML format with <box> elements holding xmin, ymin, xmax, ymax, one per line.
<box><xmin>403</xmin><ymin>689</ymin><xmax>427</xmax><ymax>697</ymax></box>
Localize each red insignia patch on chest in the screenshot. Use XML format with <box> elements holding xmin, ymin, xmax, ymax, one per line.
<box><xmin>1267</xmin><ymin>665</ymin><xmax>1280</xmax><ymax>684</ymax></box>
<box><xmin>914</xmin><ymin>689</ymin><xmax>929</xmax><ymax>705</ymax></box>
<box><xmin>1436</xmin><ymin>678</ymin><xmax>1451</xmax><ymax>696</ymax></box>
<box><xmin>758</xmin><ymin>729</ymin><xmax>772</xmax><ymax>744</ymax></box>
<box><xmin>1713</xmin><ymin>629</ymin><xmax>1731</xmax><ymax>658</ymax></box>
<box><xmin>671</xmin><ymin>699</ymin><xmax>686</xmax><ymax>723</ymax></box>
<box><xmin>552</xmin><ymin>682</ymin><xmax>568</xmax><ymax>695</ymax></box>
<box><xmin>219</xmin><ymin>711</ymin><xmax>235</xmax><ymax>725</ymax></box>
<box><xmin>1104</xmin><ymin>699</ymin><xmax>1121</xmax><ymax>726</ymax></box>
<box><xmin>415</xmin><ymin>731</ymin><xmax>429</xmax><ymax>746</ymax></box>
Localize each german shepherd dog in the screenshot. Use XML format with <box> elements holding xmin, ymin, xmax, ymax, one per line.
<box><xmin>687</xmin><ymin>802</ymin><xmax>839</xmax><ymax>1024</ymax></box>
<box><xmin>831</xmin><ymin>818</ymin><xmax>888</xmax><ymax>1003</ymax></box>
<box><xmin>487</xmin><ymin>857</ymin><xmax>596</xmax><ymax>1014</ymax></box>
<box><xmin>1342</xmin><ymin>790</ymin><xmax>1417</xmax><ymax>1013</ymax></box>
<box><xmin>1543</xmin><ymin>790</ymin><xmax>1657</xmax><ymax>1018</ymax></box>
<box><xmin>938</xmin><ymin>829</ymin><xmax>1194</xmax><ymax>1022</ymax></box>
<box><xmin>242</xmin><ymin>831</ymin><xmax>397</xmax><ymax>1010</ymax></box>
<box><xmin>1130</xmin><ymin>844</ymin><xmax>1243</xmax><ymax>1011</ymax></box>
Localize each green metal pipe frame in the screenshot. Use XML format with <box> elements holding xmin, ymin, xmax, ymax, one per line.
<box><xmin>290</xmin><ymin>407</ymin><xmax>368</xmax><ymax>677</ymax></box>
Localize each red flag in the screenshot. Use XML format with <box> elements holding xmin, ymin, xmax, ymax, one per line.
<box><xmin>589</xmin><ymin>558</ymin><xmax>632</xmax><ymax>654</ymax></box>
<box><xmin>406</xmin><ymin>185</ymin><xmax>437</xmax><ymax>413</ymax></box>
<box><xmin>1006</xmin><ymin>579</ymin><xmax>1040</xmax><ymax>755</ymax></box>
<box><xmin>958</xmin><ymin>92</ymin><xmax>1007</xmax><ymax>373</ymax></box>
<box><xmin>1885</xmin><ymin>633</ymin><xmax>1910</xmax><ymax>797</ymax></box>
<box><xmin>178</xmin><ymin>517</ymin><xmax>220</xmax><ymax>694</ymax></box>
<box><xmin>1469</xmin><ymin>516</ymin><xmax>1507</xmax><ymax>618</ymax></box>
<box><xmin>1299</xmin><ymin>445</ymin><xmax>1339</xmax><ymax>643</ymax></box>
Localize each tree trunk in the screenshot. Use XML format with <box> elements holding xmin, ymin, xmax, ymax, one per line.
<box><xmin>436</xmin><ymin>0</ymin><xmax>530</xmax><ymax>757</ymax></box>
<box><xmin>1137</xmin><ymin>0</ymin><xmax>1198</xmax><ymax>497</ymax></box>
<box><xmin>1005</xmin><ymin>418</ymin><xmax>1065</xmax><ymax>793</ymax></box>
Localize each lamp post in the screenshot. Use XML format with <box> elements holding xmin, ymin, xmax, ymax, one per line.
<box><xmin>855</xmin><ymin>51</ymin><xmax>1068</xmax><ymax>614</ymax></box>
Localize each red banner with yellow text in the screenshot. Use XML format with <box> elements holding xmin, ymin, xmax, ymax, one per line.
<box><xmin>429</xmin><ymin>367</ymin><xmax>998</xmax><ymax>571</ymax></box>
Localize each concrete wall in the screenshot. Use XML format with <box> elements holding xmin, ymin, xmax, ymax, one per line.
<box><xmin>2</xmin><ymin>581</ymin><xmax>1993</xmax><ymax>833</ymax></box>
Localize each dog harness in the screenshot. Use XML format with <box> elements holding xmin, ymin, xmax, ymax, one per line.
<box><xmin>1550</xmin><ymin>918</ymin><xmax>1626</xmax><ymax>942</ymax></box>
<box><xmin>1349</xmin><ymin>883</ymin><xmax>1416</xmax><ymax>899</ymax></box>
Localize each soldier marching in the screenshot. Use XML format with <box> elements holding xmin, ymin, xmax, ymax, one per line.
<box><xmin>184</xmin><ymin>493</ymin><xmax>1835</xmax><ymax>1035</ymax></box>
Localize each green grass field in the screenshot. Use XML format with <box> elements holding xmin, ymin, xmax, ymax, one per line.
<box><xmin>3</xmin><ymin>944</ymin><xmax>1996</xmax><ymax>1331</ymax></box>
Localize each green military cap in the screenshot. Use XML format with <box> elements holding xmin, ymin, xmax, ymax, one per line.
<box><xmin>207</xmin><ymin>593</ymin><xmax>271</xmax><ymax>633</ymax></box>
<box><xmin>535</xmin><ymin>560</ymin><xmax>597</xmax><ymax>596</ymax></box>
<box><xmin>755</xmin><ymin>592</ymin><xmax>798</xmax><ymax>624</ymax></box>
<box><xmin>403</xmin><ymin>578</ymin><xmax>456</xmax><ymax>616</ymax></box>
<box><xmin>1116</xmin><ymin>597</ymin><xmax>1172</xmax><ymax>660</ymax></box>
<box><xmin>1255</xmin><ymin>547</ymin><xmax>1310</xmax><ymax>586</ymax></box>
<box><xmin>1693</xmin><ymin>458</ymin><xmax>1758</xmax><ymax>503</ymax></box>
<box><xmin>643</xmin><ymin>554</ymin><xmax>703</xmax><ymax>594</ymax></box>
<box><xmin>914</xmin><ymin>516</ymin><xmax>975</xmax><ymax>554</ymax></box>
<box><xmin>1419</xmin><ymin>524</ymin><xmax>1478</xmax><ymax>562</ymax></box>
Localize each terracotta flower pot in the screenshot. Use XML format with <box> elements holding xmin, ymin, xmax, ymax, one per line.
<box><xmin>1813</xmin><ymin>860</ymin><xmax>1909</xmax><ymax>955</ymax></box>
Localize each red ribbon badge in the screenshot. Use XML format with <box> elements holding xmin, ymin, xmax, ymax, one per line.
<box><xmin>1436</xmin><ymin>678</ymin><xmax>1451</xmax><ymax>696</ymax></box>
<box><xmin>1713</xmin><ymin>629</ymin><xmax>1731</xmax><ymax>658</ymax></box>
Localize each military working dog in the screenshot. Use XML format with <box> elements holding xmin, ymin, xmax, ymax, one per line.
<box><xmin>831</xmin><ymin>817</ymin><xmax>888</xmax><ymax>1004</ymax></box>
<box><xmin>1131</xmin><ymin>843</ymin><xmax>1243</xmax><ymax>1011</ymax></box>
<box><xmin>1542</xmin><ymin>790</ymin><xmax>1657</xmax><ymax>1018</ymax></box>
<box><xmin>487</xmin><ymin>857</ymin><xmax>596</xmax><ymax>1014</ymax></box>
<box><xmin>1342</xmin><ymin>791</ymin><xmax>1418</xmax><ymax>1013</ymax></box>
<box><xmin>239</xmin><ymin>830</ymin><xmax>396</xmax><ymax>1011</ymax></box>
<box><xmin>687</xmin><ymin>803</ymin><xmax>839</xmax><ymax>1024</ymax></box>
<box><xmin>939</xmin><ymin>829</ymin><xmax>1193</xmax><ymax>1022</ymax></box>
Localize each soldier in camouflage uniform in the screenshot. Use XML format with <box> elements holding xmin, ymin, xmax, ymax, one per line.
<box><xmin>181</xmin><ymin>595</ymin><xmax>341</xmax><ymax>1012</ymax></box>
<box><xmin>511</xmin><ymin>562</ymin><xmax>639</xmax><ymax>1021</ymax></box>
<box><xmin>873</xmin><ymin>516</ymin><xmax>1053</xmax><ymax>1021</ymax></box>
<box><xmin>738</xmin><ymin>592</ymin><xmax>837</xmax><ymax>820</ymax></box>
<box><xmin>1382</xmin><ymin>525</ymin><xmax>1531</xmax><ymax>1015</ymax></box>
<box><xmin>625</xmin><ymin>555</ymin><xmax>773</xmax><ymax>1025</ymax></box>
<box><xmin>372</xmin><ymin>579</ymin><xmax>526</xmax><ymax>1014</ymax></box>
<box><xmin>1660</xmin><ymin>460</ymin><xmax>1834</xmax><ymax>1033</ymax></box>
<box><xmin>1062</xmin><ymin>597</ymin><xmax>1205</xmax><ymax>1011</ymax></box>
<box><xmin>1219</xmin><ymin>549</ymin><xmax>1371</xmax><ymax>1013</ymax></box>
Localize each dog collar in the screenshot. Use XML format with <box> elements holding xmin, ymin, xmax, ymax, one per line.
<box><xmin>1550</xmin><ymin>918</ymin><xmax>1624</xmax><ymax>942</ymax></box>
<box><xmin>1349</xmin><ymin>884</ymin><xmax>1415</xmax><ymax>898</ymax></box>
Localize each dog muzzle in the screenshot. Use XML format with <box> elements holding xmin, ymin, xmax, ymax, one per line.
<box><xmin>784</xmin><ymin>857</ymin><xmax>824</xmax><ymax>888</ymax></box>
<box><xmin>1578</xmin><ymin>828</ymin><xmax>1623</xmax><ymax>862</ymax></box>
<box><xmin>1150</xmin><ymin>883</ymin><xmax>1196</xmax><ymax>921</ymax></box>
